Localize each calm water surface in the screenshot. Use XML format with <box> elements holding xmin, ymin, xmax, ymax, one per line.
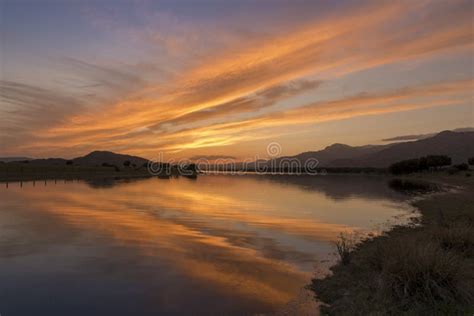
<box><xmin>0</xmin><ymin>175</ymin><xmax>416</xmax><ymax>315</ymax></box>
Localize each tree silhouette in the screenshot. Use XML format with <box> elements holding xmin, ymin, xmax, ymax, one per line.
<box><xmin>389</xmin><ymin>155</ymin><xmax>452</xmax><ymax>175</ymax></box>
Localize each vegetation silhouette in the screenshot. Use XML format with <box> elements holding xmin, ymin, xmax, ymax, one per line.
<box><xmin>389</xmin><ymin>155</ymin><xmax>451</xmax><ymax>175</ymax></box>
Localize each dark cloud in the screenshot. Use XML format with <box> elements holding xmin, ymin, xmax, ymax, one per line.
<box><xmin>382</xmin><ymin>134</ymin><xmax>430</xmax><ymax>142</ymax></box>
<box><xmin>382</xmin><ymin>127</ymin><xmax>474</xmax><ymax>142</ymax></box>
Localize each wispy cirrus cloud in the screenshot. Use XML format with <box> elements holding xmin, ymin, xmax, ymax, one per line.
<box><xmin>16</xmin><ymin>78</ymin><xmax>471</xmax><ymax>158</ymax></box>
<box><xmin>1</xmin><ymin>0</ymin><xmax>472</xmax><ymax>158</ymax></box>
<box><xmin>149</xmin><ymin>79</ymin><xmax>323</xmax><ymax>132</ymax></box>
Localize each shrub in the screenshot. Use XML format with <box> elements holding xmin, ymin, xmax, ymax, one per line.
<box><xmin>468</xmin><ymin>157</ymin><xmax>474</xmax><ymax>166</ymax></box>
<box><xmin>389</xmin><ymin>155</ymin><xmax>452</xmax><ymax>174</ymax></box>
<box><xmin>425</xmin><ymin>155</ymin><xmax>451</xmax><ymax>169</ymax></box>
<box><xmin>123</xmin><ymin>160</ymin><xmax>131</xmax><ymax>167</ymax></box>
<box><xmin>389</xmin><ymin>158</ymin><xmax>421</xmax><ymax>175</ymax></box>
<box><xmin>454</xmin><ymin>163</ymin><xmax>468</xmax><ymax>171</ymax></box>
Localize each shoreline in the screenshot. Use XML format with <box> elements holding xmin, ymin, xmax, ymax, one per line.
<box><xmin>309</xmin><ymin>172</ymin><xmax>474</xmax><ymax>315</ymax></box>
<box><xmin>0</xmin><ymin>163</ymin><xmax>200</xmax><ymax>183</ymax></box>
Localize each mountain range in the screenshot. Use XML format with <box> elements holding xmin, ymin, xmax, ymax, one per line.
<box><xmin>0</xmin><ymin>151</ymin><xmax>148</xmax><ymax>167</ymax></box>
<box><xmin>1</xmin><ymin>130</ymin><xmax>473</xmax><ymax>169</ymax></box>
<box><xmin>273</xmin><ymin>130</ymin><xmax>473</xmax><ymax>168</ymax></box>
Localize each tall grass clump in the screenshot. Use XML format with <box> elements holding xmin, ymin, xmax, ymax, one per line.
<box><xmin>334</xmin><ymin>233</ymin><xmax>356</xmax><ymax>265</ymax></box>
<box><xmin>379</xmin><ymin>236</ymin><xmax>472</xmax><ymax>312</ymax></box>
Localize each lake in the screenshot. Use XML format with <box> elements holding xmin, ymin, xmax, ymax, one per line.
<box><xmin>0</xmin><ymin>175</ymin><xmax>417</xmax><ymax>315</ymax></box>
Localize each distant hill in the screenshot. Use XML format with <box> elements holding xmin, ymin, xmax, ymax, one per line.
<box><xmin>271</xmin><ymin>143</ymin><xmax>390</xmax><ymax>167</ymax></box>
<box><xmin>72</xmin><ymin>151</ymin><xmax>149</xmax><ymax>167</ymax></box>
<box><xmin>345</xmin><ymin>131</ymin><xmax>474</xmax><ymax>167</ymax></box>
<box><xmin>26</xmin><ymin>158</ymin><xmax>68</xmax><ymax>166</ymax></box>
<box><xmin>0</xmin><ymin>157</ymin><xmax>33</xmax><ymax>163</ymax></box>
<box><xmin>272</xmin><ymin>130</ymin><xmax>474</xmax><ymax>168</ymax></box>
<box><xmin>6</xmin><ymin>151</ymin><xmax>149</xmax><ymax>168</ymax></box>
<box><xmin>4</xmin><ymin>130</ymin><xmax>473</xmax><ymax>170</ymax></box>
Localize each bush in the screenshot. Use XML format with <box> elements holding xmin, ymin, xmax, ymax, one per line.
<box><xmin>389</xmin><ymin>158</ymin><xmax>420</xmax><ymax>175</ymax></box>
<box><xmin>468</xmin><ymin>157</ymin><xmax>474</xmax><ymax>166</ymax></box>
<box><xmin>453</xmin><ymin>163</ymin><xmax>468</xmax><ymax>171</ymax></box>
<box><xmin>123</xmin><ymin>160</ymin><xmax>131</xmax><ymax>167</ymax></box>
<box><xmin>66</xmin><ymin>160</ymin><xmax>73</xmax><ymax>165</ymax></box>
<box><xmin>425</xmin><ymin>155</ymin><xmax>451</xmax><ymax>169</ymax></box>
<box><xmin>389</xmin><ymin>155</ymin><xmax>452</xmax><ymax>175</ymax></box>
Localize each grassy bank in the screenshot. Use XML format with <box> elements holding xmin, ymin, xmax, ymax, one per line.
<box><xmin>309</xmin><ymin>173</ymin><xmax>474</xmax><ymax>315</ymax></box>
<box><xmin>0</xmin><ymin>162</ymin><xmax>153</xmax><ymax>182</ymax></box>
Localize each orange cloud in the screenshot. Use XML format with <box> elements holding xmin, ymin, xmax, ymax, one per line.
<box><xmin>1</xmin><ymin>0</ymin><xmax>472</xmax><ymax>157</ymax></box>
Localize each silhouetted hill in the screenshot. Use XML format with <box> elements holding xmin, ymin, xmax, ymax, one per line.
<box><xmin>6</xmin><ymin>151</ymin><xmax>150</xmax><ymax>168</ymax></box>
<box><xmin>0</xmin><ymin>157</ymin><xmax>33</xmax><ymax>163</ymax></box>
<box><xmin>273</xmin><ymin>130</ymin><xmax>473</xmax><ymax>168</ymax></box>
<box><xmin>342</xmin><ymin>131</ymin><xmax>474</xmax><ymax>167</ymax></box>
<box><xmin>271</xmin><ymin>143</ymin><xmax>389</xmax><ymax>167</ymax></box>
<box><xmin>4</xmin><ymin>130</ymin><xmax>472</xmax><ymax>170</ymax></box>
<box><xmin>73</xmin><ymin>151</ymin><xmax>148</xmax><ymax>167</ymax></box>
<box><xmin>26</xmin><ymin>158</ymin><xmax>67</xmax><ymax>166</ymax></box>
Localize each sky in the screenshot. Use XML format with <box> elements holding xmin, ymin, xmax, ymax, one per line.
<box><xmin>0</xmin><ymin>0</ymin><xmax>473</xmax><ymax>160</ymax></box>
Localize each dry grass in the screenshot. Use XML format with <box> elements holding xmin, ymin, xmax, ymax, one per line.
<box><xmin>334</xmin><ymin>233</ymin><xmax>356</xmax><ymax>266</ymax></box>
<box><xmin>310</xmin><ymin>174</ymin><xmax>474</xmax><ymax>315</ymax></box>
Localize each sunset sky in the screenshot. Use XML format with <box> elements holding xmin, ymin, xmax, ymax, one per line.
<box><xmin>1</xmin><ymin>0</ymin><xmax>473</xmax><ymax>160</ymax></box>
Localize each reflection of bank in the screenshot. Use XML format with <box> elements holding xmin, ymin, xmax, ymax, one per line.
<box><xmin>248</xmin><ymin>174</ymin><xmax>408</xmax><ymax>202</ymax></box>
<box><xmin>147</xmin><ymin>161</ymin><xmax>199</xmax><ymax>178</ymax></box>
<box><xmin>388</xmin><ymin>178</ymin><xmax>442</xmax><ymax>195</ymax></box>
